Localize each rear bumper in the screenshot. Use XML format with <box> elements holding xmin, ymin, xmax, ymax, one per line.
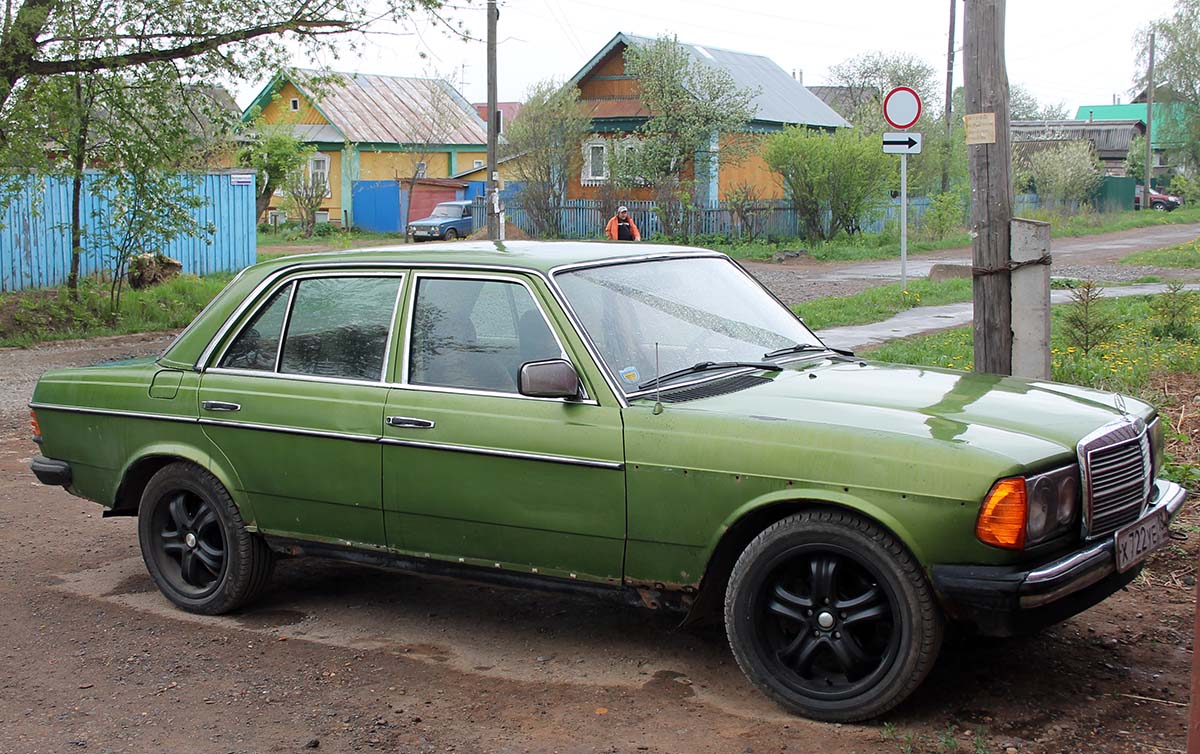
<box><xmin>30</xmin><ymin>455</ymin><xmax>72</xmax><ymax>486</ymax></box>
<box><xmin>932</xmin><ymin>479</ymin><xmax>1187</xmax><ymax>636</ymax></box>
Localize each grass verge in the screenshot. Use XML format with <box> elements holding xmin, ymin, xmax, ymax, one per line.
<box><xmin>795</xmin><ymin>279</ymin><xmax>972</xmax><ymax>330</ymax></box>
<box><xmin>863</xmin><ymin>295</ymin><xmax>1200</xmax><ymax>485</ymax></box>
<box><xmin>1121</xmin><ymin>237</ymin><xmax>1200</xmax><ymax>269</ymax></box>
<box><xmin>0</xmin><ymin>275</ymin><xmax>231</xmax><ymax>348</ymax></box>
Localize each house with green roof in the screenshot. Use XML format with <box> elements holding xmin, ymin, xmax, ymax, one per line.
<box><xmin>1074</xmin><ymin>103</ymin><xmax>1189</xmax><ymax>180</ymax></box>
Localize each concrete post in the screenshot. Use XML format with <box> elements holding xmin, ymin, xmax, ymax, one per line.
<box><xmin>1010</xmin><ymin>218</ymin><xmax>1051</xmax><ymax>380</ymax></box>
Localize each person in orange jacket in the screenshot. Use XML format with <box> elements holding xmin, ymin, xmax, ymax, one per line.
<box><xmin>605</xmin><ymin>205</ymin><xmax>640</xmax><ymax>241</ymax></box>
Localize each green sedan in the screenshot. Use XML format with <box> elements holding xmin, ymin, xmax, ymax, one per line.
<box><xmin>28</xmin><ymin>242</ymin><xmax>1186</xmax><ymax>721</ymax></box>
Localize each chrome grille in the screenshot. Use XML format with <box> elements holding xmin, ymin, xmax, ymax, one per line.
<box><xmin>1078</xmin><ymin>421</ymin><xmax>1152</xmax><ymax>539</ymax></box>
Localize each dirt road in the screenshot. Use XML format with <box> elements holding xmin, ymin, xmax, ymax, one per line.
<box><xmin>0</xmin><ymin>224</ymin><xmax>1195</xmax><ymax>753</ymax></box>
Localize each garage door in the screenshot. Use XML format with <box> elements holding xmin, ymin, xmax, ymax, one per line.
<box><xmin>409</xmin><ymin>186</ymin><xmax>459</xmax><ymax>222</ymax></box>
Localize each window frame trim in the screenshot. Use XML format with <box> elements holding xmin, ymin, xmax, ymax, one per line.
<box><xmin>211</xmin><ymin>271</ymin><xmax>407</xmax><ymax>384</ymax></box>
<box><xmin>401</xmin><ymin>271</ymin><xmax>591</xmax><ymax>404</ymax></box>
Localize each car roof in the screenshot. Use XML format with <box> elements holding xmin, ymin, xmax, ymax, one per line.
<box><xmin>257</xmin><ymin>240</ymin><xmax>712</xmax><ymax>275</ymax></box>
<box><xmin>435</xmin><ymin>199</ymin><xmax>473</xmax><ymax>205</ymax></box>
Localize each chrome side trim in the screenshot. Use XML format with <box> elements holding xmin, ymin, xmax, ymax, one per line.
<box><xmin>27</xmin><ymin>403</ymin><xmax>198</xmax><ymax>424</ymax></box>
<box><xmin>379</xmin><ymin>436</ymin><xmax>624</xmax><ymax>470</ymax></box>
<box><xmin>198</xmin><ymin>418</ymin><xmax>378</xmax><ymax>444</ymax></box>
<box><xmin>384</xmin><ymin>380</ymin><xmax>599</xmax><ymax>406</ymax></box>
<box><xmin>206</xmin><ymin>367</ymin><xmax>386</xmax><ymax>388</ymax></box>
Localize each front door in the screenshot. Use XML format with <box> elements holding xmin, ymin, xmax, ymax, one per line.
<box><xmin>381</xmin><ymin>273</ymin><xmax>626</xmax><ymax>583</ymax></box>
<box><xmin>198</xmin><ymin>273</ymin><xmax>405</xmax><ymax>548</ymax></box>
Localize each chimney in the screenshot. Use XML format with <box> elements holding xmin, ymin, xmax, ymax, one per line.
<box><xmin>1088</xmin><ymin>110</ymin><xmax>1094</xmax><ymax>123</ymax></box>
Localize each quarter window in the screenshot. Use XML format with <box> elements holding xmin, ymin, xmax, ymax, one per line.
<box><xmin>409</xmin><ymin>278</ymin><xmax>562</xmax><ymax>393</ymax></box>
<box><xmin>219</xmin><ymin>286</ymin><xmax>291</xmax><ymax>371</ymax></box>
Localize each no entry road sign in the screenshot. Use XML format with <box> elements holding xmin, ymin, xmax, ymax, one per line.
<box><xmin>883</xmin><ymin>87</ymin><xmax>922</xmax><ymax>130</ymax></box>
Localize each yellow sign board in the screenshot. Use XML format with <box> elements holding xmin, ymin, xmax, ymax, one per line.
<box><xmin>964</xmin><ymin>113</ymin><xmax>997</xmax><ymax>145</ymax></box>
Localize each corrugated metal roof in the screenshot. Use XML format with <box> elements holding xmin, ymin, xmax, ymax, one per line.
<box><xmin>289</xmin><ymin>69</ymin><xmax>489</xmax><ymax>146</ymax></box>
<box><xmin>577</xmin><ymin>33</ymin><xmax>849</xmax><ymax>129</ymax></box>
<box><xmin>1073</xmin><ymin>103</ymin><xmax>1185</xmax><ymax>149</ymax></box>
<box><xmin>1011</xmin><ymin>119</ymin><xmax>1144</xmax><ymax>156</ymax></box>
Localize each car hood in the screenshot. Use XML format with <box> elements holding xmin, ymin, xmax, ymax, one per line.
<box><xmin>648</xmin><ymin>358</ymin><xmax>1152</xmax><ymax>468</ymax></box>
<box><xmin>410</xmin><ymin>217</ymin><xmax>453</xmax><ymax>227</ymax></box>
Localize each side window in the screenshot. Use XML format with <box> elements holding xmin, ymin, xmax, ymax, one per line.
<box><xmin>409</xmin><ymin>278</ymin><xmax>562</xmax><ymax>393</ymax></box>
<box><xmin>219</xmin><ymin>286</ymin><xmax>292</xmax><ymax>371</ymax></box>
<box><xmin>277</xmin><ymin>276</ymin><xmax>403</xmax><ymax>381</ymax></box>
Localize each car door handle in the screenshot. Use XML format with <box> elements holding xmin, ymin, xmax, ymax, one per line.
<box><xmin>202</xmin><ymin>400</ymin><xmax>241</xmax><ymax>412</ymax></box>
<box><xmin>386</xmin><ymin>416</ymin><xmax>435</xmax><ymax>429</ymax></box>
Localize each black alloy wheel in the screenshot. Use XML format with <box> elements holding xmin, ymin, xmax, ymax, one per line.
<box><xmin>138</xmin><ymin>462</ymin><xmax>274</xmax><ymax>614</ymax></box>
<box><xmin>725</xmin><ymin>510</ymin><xmax>942</xmax><ymax>721</ymax></box>
<box><xmin>756</xmin><ymin>546</ymin><xmax>900</xmax><ymax>701</ymax></box>
<box><xmin>151</xmin><ymin>490</ymin><xmax>227</xmax><ymax>597</ymax></box>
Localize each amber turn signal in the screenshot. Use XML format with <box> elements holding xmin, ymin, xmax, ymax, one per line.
<box><xmin>30</xmin><ymin>410</ymin><xmax>42</xmax><ymax>441</ymax></box>
<box><xmin>976</xmin><ymin>477</ymin><xmax>1027</xmax><ymax>550</ymax></box>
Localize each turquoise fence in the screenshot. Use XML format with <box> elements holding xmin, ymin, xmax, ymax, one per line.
<box><xmin>1</xmin><ymin>170</ymin><xmax>256</xmax><ymax>292</ymax></box>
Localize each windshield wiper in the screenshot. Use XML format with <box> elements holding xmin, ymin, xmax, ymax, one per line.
<box><xmin>637</xmin><ymin>361</ymin><xmax>782</xmax><ymax>391</ymax></box>
<box><xmin>763</xmin><ymin>343</ymin><xmax>855</xmax><ymax>360</ymax></box>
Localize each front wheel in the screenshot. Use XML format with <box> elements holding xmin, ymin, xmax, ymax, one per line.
<box><xmin>724</xmin><ymin>509</ymin><xmax>942</xmax><ymax>721</ymax></box>
<box><xmin>1151</xmin><ymin>201</ymin><xmax>1167</xmax><ymax>211</ymax></box>
<box><xmin>138</xmin><ymin>462</ymin><xmax>274</xmax><ymax>614</ymax></box>
<box><xmin>443</xmin><ymin>228</ymin><xmax>458</xmax><ymax>241</ymax></box>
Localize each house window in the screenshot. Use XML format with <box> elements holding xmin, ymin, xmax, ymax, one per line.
<box><xmin>309</xmin><ymin>154</ymin><xmax>332</xmax><ymax>198</ymax></box>
<box><xmin>290</xmin><ymin>98</ymin><xmax>300</xmax><ymax>112</ymax></box>
<box><xmin>415</xmin><ymin>161</ymin><xmax>427</xmax><ymax>179</ymax></box>
<box><xmin>586</xmin><ymin>143</ymin><xmax>608</xmax><ymax>181</ymax></box>
<box><xmin>473</xmin><ymin>159</ymin><xmax>484</xmax><ymax>169</ymax></box>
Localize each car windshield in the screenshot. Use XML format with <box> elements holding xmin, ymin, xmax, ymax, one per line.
<box><xmin>430</xmin><ymin>204</ymin><xmax>460</xmax><ymax>218</ymax></box>
<box><xmin>556</xmin><ymin>257</ymin><xmax>824</xmax><ymax>395</ymax></box>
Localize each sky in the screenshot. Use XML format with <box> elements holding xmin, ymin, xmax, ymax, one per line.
<box><xmin>235</xmin><ymin>0</ymin><xmax>1165</xmax><ymax>118</ymax></box>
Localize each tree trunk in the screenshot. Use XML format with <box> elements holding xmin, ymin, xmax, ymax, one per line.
<box><xmin>67</xmin><ymin>77</ymin><xmax>89</xmax><ymax>297</ymax></box>
<box><xmin>255</xmin><ymin>182</ymin><xmax>273</xmax><ymax>223</ymax></box>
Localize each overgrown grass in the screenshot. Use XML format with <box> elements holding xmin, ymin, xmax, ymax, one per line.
<box><xmin>863</xmin><ymin>295</ymin><xmax>1200</xmax><ymax>483</ymax></box>
<box><xmin>711</xmin><ymin>206</ymin><xmax>1200</xmax><ymax>262</ymax></box>
<box><xmin>1121</xmin><ymin>237</ymin><xmax>1200</xmax><ymax>269</ymax></box>
<box><xmin>256</xmin><ymin>228</ymin><xmax>406</xmax><ymax>251</ymax></box>
<box><xmin>0</xmin><ymin>274</ymin><xmax>232</xmax><ymax>348</ymax></box>
<box><xmin>795</xmin><ymin>279</ymin><xmax>972</xmax><ymax>330</ymax></box>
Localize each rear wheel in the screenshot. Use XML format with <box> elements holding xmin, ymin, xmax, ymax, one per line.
<box><xmin>443</xmin><ymin>228</ymin><xmax>458</xmax><ymax>241</ymax></box>
<box><xmin>724</xmin><ymin>509</ymin><xmax>942</xmax><ymax>721</ymax></box>
<box><xmin>138</xmin><ymin>462</ymin><xmax>273</xmax><ymax>614</ymax></box>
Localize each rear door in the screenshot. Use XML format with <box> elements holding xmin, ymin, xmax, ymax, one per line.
<box><xmin>198</xmin><ymin>272</ymin><xmax>405</xmax><ymax>548</ymax></box>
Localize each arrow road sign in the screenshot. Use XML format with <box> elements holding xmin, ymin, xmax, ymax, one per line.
<box><xmin>883</xmin><ymin>132</ymin><xmax>923</xmax><ymax>154</ymax></box>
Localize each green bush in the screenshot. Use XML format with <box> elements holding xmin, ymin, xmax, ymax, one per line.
<box><xmin>922</xmin><ymin>192</ymin><xmax>965</xmax><ymax>240</ymax></box>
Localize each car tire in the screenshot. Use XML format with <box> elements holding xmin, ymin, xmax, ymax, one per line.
<box><xmin>724</xmin><ymin>509</ymin><xmax>942</xmax><ymax>722</ymax></box>
<box><xmin>1151</xmin><ymin>201</ymin><xmax>1167</xmax><ymax>211</ymax></box>
<box><xmin>443</xmin><ymin>228</ymin><xmax>458</xmax><ymax>241</ymax></box>
<box><xmin>138</xmin><ymin>461</ymin><xmax>274</xmax><ymax>615</ymax></box>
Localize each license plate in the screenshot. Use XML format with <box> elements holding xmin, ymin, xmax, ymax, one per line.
<box><xmin>1114</xmin><ymin>509</ymin><xmax>1169</xmax><ymax>573</ymax></box>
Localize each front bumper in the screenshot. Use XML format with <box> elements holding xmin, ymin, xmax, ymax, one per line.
<box><xmin>932</xmin><ymin>479</ymin><xmax>1188</xmax><ymax>636</ymax></box>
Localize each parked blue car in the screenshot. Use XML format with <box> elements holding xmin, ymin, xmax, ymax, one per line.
<box><xmin>408</xmin><ymin>200</ymin><xmax>475</xmax><ymax>242</ymax></box>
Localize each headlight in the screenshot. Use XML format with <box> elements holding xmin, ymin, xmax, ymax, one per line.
<box><xmin>977</xmin><ymin>464</ymin><xmax>1080</xmax><ymax>550</ymax></box>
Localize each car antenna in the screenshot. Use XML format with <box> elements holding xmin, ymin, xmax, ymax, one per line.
<box><xmin>653</xmin><ymin>342</ymin><xmax>664</xmax><ymax>415</ymax></box>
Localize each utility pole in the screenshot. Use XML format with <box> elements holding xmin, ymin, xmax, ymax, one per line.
<box><xmin>486</xmin><ymin>0</ymin><xmax>499</xmax><ymax>240</ymax></box>
<box><xmin>965</xmin><ymin>0</ymin><xmax>1013</xmax><ymax>375</ymax></box>
<box><xmin>941</xmin><ymin>0</ymin><xmax>957</xmax><ymax>194</ymax></box>
<box><xmin>1143</xmin><ymin>30</ymin><xmax>1155</xmax><ymax>210</ymax></box>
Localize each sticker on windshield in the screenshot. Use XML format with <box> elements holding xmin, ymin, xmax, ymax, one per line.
<box><xmin>619</xmin><ymin>367</ymin><xmax>640</xmax><ymax>384</ymax></box>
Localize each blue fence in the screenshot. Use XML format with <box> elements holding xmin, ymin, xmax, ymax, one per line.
<box><xmin>1</xmin><ymin>171</ymin><xmax>256</xmax><ymax>292</ymax></box>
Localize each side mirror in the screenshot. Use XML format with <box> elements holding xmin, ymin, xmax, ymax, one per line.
<box><xmin>518</xmin><ymin>359</ymin><xmax>581</xmax><ymax>399</ymax></box>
